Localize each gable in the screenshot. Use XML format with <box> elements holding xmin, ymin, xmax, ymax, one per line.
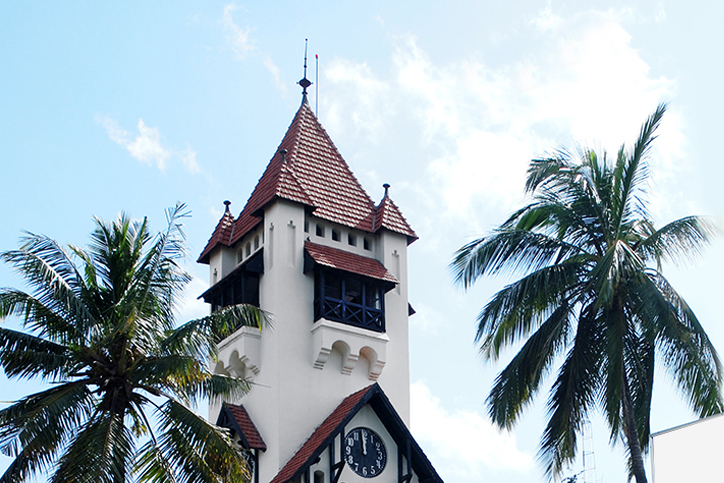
<box><xmin>270</xmin><ymin>384</ymin><xmax>443</xmax><ymax>483</ymax></box>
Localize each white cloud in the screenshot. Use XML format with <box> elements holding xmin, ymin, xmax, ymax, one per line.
<box><xmin>410</xmin><ymin>381</ymin><xmax>534</xmax><ymax>479</ymax></box>
<box><xmin>322</xmin><ymin>9</ymin><xmax>682</xmax><ymax>233</ymax></box>
<box><xmin>182</xmin><ymin>146</ymin><xmax>201</xmax><ymax>173</ymax></box>
<box><xmin>324</xmin><ymin>58</ymin><xmax>392</xmax><ymax>142</ymax></box>
<box><xmin>531</xmin><ymin>5</ymin><xmax>564</xmax><ymax>31</ymax></box>
<box><xmin>223</xmin><ymin>4</ymin><xmax>255</xmax><ymax>60</ymax></box>
<box><xmin>655</xmin><ymin>3</ymin><xmax>667</xmax><ymax>23</ymax></box>
<box><xmin>221</xmin><ymin>4</ymin><xmax>287</xmax><ymax>94</ymax></box>
<box><xmin>125</xmin><ymin>119</ymin><xmax>171</xmax><ymax>170</ymax></box>
<box><xmin>262</xmin><ymin>55</ymin><xmax>287</xmax><ymax>94</ymax></box>
<box><xmin>97</xmin><ymin>115</ymin><xmax>199</xmax><ymax>173</ymax></box>
<box><xmin>97</xmin><ymin>115</ymin><xmax>130</xmax><ymax>146</ymax></box>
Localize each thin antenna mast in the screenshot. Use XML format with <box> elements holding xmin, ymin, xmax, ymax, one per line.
<box><xmin>315</xmin><ymin>54</ymin><xmax>319</xmax><ymax>116</ymax></box>
<box><xmin>303</xmin><ymin>39</ymin><xmax>308</xmax><ymax>79</ymax></box>
<box><xmin>298</xmin><ymin>39</ymin><xmax>312</xmax><ymax>99</ymax></box>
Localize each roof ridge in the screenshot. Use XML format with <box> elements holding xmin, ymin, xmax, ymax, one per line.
<box><xmin>269</xmin><ymin>385</ymin><xmax>377</xmax><ymax>483</ymax></box>
<box><xmin>217</xmin><ymin>402</ymin><xmax>267</xmax><ymax>451</ymax></box>
<box><xmin>295</xmin><ymin>102</ymin><xmax>376</xmax><ymax>208</ymax></box>
<box><xmin>198</xmin><ymin>100</ymin><xmax>417</xmax><ymax>263</ymax></box>
<box><xmin>269</xmin><ymin>383</ymin><xmax>443</xmax><ymax>483</ymax></box>
<box><xmin>373</xmin><ymin>191</ymin><xmax>417</xmax><ymax>243</ymax></box>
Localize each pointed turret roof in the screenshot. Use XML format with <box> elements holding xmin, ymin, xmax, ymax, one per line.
<box><xmin>373</xmin><ymin>186</ymin><xmax>417</xmax><ymax>238</ymax></box>
<box><xmin>198</xmin><ymin>99</ymin><xmax>416</xmax><ymax>264</ymax></box>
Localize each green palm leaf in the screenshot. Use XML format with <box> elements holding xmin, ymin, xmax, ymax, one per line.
<box><xmin>0</xmin><ymin>203</ymin><xmax>266</xmax><ymax>483</ymax></box>
<box><xmin>452</xmin><ymin>104</ymin><xmax>721</xmax><ymax>483</ymax></box>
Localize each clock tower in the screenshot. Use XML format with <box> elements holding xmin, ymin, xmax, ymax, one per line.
<box><xmin>198</xmin><ymin>80</ymin><xmax>442</xmax><ymax>483</ymax></box>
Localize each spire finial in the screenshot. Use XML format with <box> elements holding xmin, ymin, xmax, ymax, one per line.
<box><xmin>383</xmin><ymin>183</ymin><xmax>390</xmax><ymax>197</ymax></box>
<box><xmin>223</xmin><ymin>200</ymin><xmax>231</xmax><ymax>212</ymax></box>
<box><xmin>298</xmin><ymin>39</ymin><xmax>312</xmax><ymax>99</ymax></box>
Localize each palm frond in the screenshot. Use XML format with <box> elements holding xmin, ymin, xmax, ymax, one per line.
<box><xmin>640</xmin><ymin>272</ymin><xmax>723</xmax><ymax>416</ymax></box>
<box><xmin>164</xmin><ymin>304</ymin><xmax>270</xmax><ymax>362</ymax></box>
<box><xmin>638</xmin><ymin>216</ymin><xmax>713</xmax><ymax>267</ymax></box>
<box><xmin>0</xmin><ymin>326</ymin><xmax>70</xmax><ymax>379</ymax></box>
<box><xmin>1</xmin><ymin>237</ymin><xmax>98</xmax><ymax>343</ymax></box>
<box><xmin>51</xmin><ymin>410</ymin><xmax>134</xmax><ymax>483</ymax></box>
<box><xmin>487</xmin><ymin>302</ymin><xmax>572</xmax><ymax>428</ymax></box>
<box><xmin>476</xmin><ymin>262</ymin><xmax>584</xmax><ymax>358</ymax></box>
<box><xmin>540</xmin><ymin>306</ymin><xmax>604</xmax><ymax>478</ymax></box>
<box><xmin>0</xmin><ymin>383</ymin><xmax>94</xmax><ymax>482</ymax></box>
<box><xmin>154</xmin><ymin>399</ymin><xmax>248</xmax><ymax>483</ymax></box>
<box><xmin>452</xmin><ymin>231</ymin><xmax>586</xmax><ymax>288</ymax></box>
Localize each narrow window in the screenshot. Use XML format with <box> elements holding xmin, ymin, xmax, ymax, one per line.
<box><xmin>237</xmin><ymin>248</ymin><xmax>243</xmax><ymax>263</ymax></box>
<box><xmin>331</xmin><ymin>229</ymin><xmax>340</xmax><ymax>242</ymax></box>
<box><xmin>348</xmin><ymin>233</ymin><xmax>357</xmax><ymax>246</ymax></box>
<box><xmin>245</xmin><ymin>243</ymin><xmax>251</xmax><ymax>258</ymax></box>
<box><xmin>316</xmin><ymin>224</ymin><xmax>325</xmax><ymax>237</ymax></box>
<box><xmin>363</xmin><ymin>237</ymin><xmax>371</xmax><ymax>250</ymax></box>
<box><xmin>304</xmin><ymin>220</ymin><xmax>309</xmax><ymax>233</ymax></box>
<box><xmin>253</xmin><ymin>235</ymin><xmax>259</xmax><ymax>250</ymax></box>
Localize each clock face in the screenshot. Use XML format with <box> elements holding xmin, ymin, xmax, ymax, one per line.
<box><xmin>344</xmin><ymin>427</ymin><xmax>387</xmax><ymax>478</ymax></box>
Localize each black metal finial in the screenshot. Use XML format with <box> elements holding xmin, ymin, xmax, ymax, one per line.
<box><xmin>383</xmin><ymin>183</ymin><xmax>390</xmax><ymax>197</ymax></box>
<box><xmin>298</xmin><ymin>39</ymin><xmax>312</xmax><ymax>98</ymax></box>
<box><xmin>223</xmin><ymin>200</ymin><xmax>231</xmax><ymax>211</ymax></box>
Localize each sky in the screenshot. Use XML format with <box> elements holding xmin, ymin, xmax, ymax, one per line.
<box><xmin>1</xmin><ymin>1</ymin><xmax>723</xmax><ymax>482</ymax></box>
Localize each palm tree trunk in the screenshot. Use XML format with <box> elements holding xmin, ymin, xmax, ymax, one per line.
<box><xmin>622</xmin><ymin>376</ymin><xmax>648</xmax><ymax>483</ymax></box>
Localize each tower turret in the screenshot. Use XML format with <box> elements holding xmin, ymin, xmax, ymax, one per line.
<box><xmin>198</xmin><ymin>88</ymin><xmax>439</xmax><ymax>483</ymax></box>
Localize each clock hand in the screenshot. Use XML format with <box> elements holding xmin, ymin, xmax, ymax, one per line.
<box><xmin>362</xmin><ymin>432</ymin><xmax>367</xmax><ymax>455</ymax></box>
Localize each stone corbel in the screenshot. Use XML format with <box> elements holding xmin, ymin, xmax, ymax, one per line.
<box><xmin>311</xmin><ymin>319</ymin><xmax>389</xmax><ymax>380</ymax></box>
<box><xmin>341</xmin><ymin>353</ymin><xmax>359</xmax><ymax>375</ymax></box>
<box><xmin>218</xmin><ymin>326</ymin><xmax>262</xmax><ymax>376</ymax></box>
<box><xmin>313</xmin><ymin>347</ymin><xmax>332</xmax><ymax>370</ymax></box>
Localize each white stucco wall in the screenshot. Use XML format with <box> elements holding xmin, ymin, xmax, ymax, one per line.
<box><xmin>651</xmin><ymin>413</ymin><xmax>724</xmax><ymax>483</ymax></box>
<box><xmin>209</xmin><ymin>199</ymin><xmax>414</xmax><ymax>481</ymax></box>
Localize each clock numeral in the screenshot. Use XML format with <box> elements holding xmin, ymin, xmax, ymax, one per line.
<box><xmin>344</xmin><ymin>427</ymin><xmax>387</xmax><ymax>478</ymax></box>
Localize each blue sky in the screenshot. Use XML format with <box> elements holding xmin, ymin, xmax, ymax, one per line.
<box><xmin>2</xmin><ymin>2</ymin><xmax>723</xmax><ymax>482</ymax></box>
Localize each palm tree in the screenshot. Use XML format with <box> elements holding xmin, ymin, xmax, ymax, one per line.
<box><xmin>0</xmin><ymin>203</ymin><xmax>268</xmax><ymax>483</ymax></box>
<box><xmin>451</xmin><ymin>104</ymin><xmax>722</xmax><ymax>483</ymax></box>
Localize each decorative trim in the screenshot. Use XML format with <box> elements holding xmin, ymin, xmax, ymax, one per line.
<box><xmin>218</xmin><ymin>326</ymin><xmax>262</xmax><ymax>375</ymax></box>
<box><xmin>311</xmin><ymin>319</ymin><xmax>389</xmax><ymax>380</ymax></box>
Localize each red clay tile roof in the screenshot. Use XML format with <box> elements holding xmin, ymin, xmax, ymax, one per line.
<box><xmin>269</xmin><ymin>385</ymin><xmax>374</xmax><ymax>483</ymax></box>
<box><xmin>198</xmin><ymin>99</ymin><xmax>416</xmax><ymax>264</ymax></box>
<box><xmin>304</xmin><ymin>241</ymin><xmax>398</xmax><ymax>284</ymax></box>
<box><xmin>217</xmin><ymin>403</ymin><xmax>267</xmax><ymax>451</ymax></box>
<box><xmin>374</xmin><ymin>193</ymin><xmax>418</xmax><ymax>241</ymax></box>
<box><xmin>198</xmin><ymin>203</ymin><xmax>237</xmax><ymax>263</ymax></box>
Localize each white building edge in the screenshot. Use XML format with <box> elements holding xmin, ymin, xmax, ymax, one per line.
<box><xmin>650</xmin><ymin>412</ymin><xmax>724</xmax><ymax>482</ymax></box>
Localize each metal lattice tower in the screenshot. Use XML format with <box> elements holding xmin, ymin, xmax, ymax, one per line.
<box><xmin>581</xmin><ymin>419</ymin><xmax>597</xmax><ymax>483</ymax></box>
